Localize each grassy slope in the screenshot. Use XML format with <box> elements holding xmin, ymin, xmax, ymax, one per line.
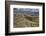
<box><xmin>14</xmin><ymin>13</ymin><xmax>39</xmax><ymax>28</ymax></box>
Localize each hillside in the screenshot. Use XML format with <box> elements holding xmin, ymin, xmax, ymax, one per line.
<box><xmin>13</xmin><ymin>13</ymin><xmax>39</xmax><ymax>28</ymax></box>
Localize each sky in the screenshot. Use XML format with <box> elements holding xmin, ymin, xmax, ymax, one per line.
<box><xmin>13</xmin><ymin>8</ymin><xmax>39</xmax><ymax>16</ymax></box>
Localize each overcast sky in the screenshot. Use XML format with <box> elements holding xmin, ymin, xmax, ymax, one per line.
<box><xmin>14</xmin><ymin>8</ymin><xmax>39</xmax><ymax>12</ymax></box>
<box><xmin>13</xmin><ymin>8</ymin><xmax>39</xmax><ymax>16</ymax></box>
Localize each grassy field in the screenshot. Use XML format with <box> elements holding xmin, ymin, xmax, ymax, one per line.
<box><xmin>13</xmin><ymin>13</ymin><xmax>39</xmax><ymax>28</ymax></box>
